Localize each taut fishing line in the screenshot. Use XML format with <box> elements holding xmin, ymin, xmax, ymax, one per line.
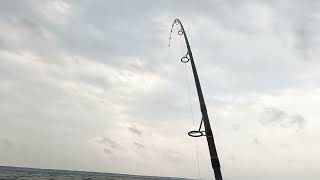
<box><xmin>169</xmin><ymin>21</ymin><xmax>202</xmax><ymax>179</ymax></box>
<box><xmin>168</xmin><ymin>18</ymin><xmax>223</xmax><ymax>180</ymax></box>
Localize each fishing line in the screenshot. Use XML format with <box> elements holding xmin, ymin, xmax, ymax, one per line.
<box><xmin>168</xmin><ymin>18</ymin><xmax>223</xmax><ymax>180</ymax></box>
<box><xmin>169</xmin><ymin>21</ymin><xmax>202</xmax><ymax>179</ymax></box>
<box><xmin>180</xmin><ymin>36</ymin><xmax>201</xmax><ymax>180</ymax></box>
<box><xmin>185</xmin><ymin>61</ymin><xmax>202</xmax><ymax>179</ymax></box>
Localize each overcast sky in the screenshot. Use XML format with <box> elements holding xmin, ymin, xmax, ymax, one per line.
<box><xmin>1</xmin><ymin>0</ymin><xmax>320</xmax><ymax>179</ymax></box>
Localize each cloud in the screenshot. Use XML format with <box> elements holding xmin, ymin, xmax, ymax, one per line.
<box><xmin>232</xmin><ymin>124</ymin><xmax>241</xmax><ymax>131</ymax></box>
<box><xmin>260</xmin><ymin>107</ymin><xmax>307</xmax><ymax>129</ymax></box>
<box><xmin>253</xmin><ymin>138</ymin><xmax>260</xmax><ymax>145</ymax></box>
<box><xmin>162</xmin><ymin>150</ymin><xmax>183</xmax><ymax>163</ymax></box>
<box><xmin>128</xmin><ymin>124</ymin><xmax>143</xmax><ymax>136</ymax></box>
<box><xmin>260</xmin><ymin>107</ymin><xmax>287</xmax><ymax>124</ymax></box>
<box><xmin>133</xmin><ymin>142</ymin><xmax>146</xmax><ymax>149</ymax></box>
<box><xmin>288</xmin><ymin>114</ymin><xmax>307</xmax><ymax>129</ymax></box>
<box><xmin>103</xmin><ymin>148</ymin><xmax>112</xmax><ymax>155</ymax></box>
<box><xmin>0</xmin><ymin>137</ymin><xmax>13</xmax><ymax>149</ymax></box>
<box><xmin>0</xmin><ymin>1</ymin><xmax>319</xmax><ymax>179</ymax></box>
<box><xmin>97</xmin><ymin>137</ymin><xmax>119</xmax><ymax>149</ymax></box>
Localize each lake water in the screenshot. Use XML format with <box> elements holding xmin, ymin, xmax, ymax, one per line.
<box><xmin>0</xmin><ymin>166</ymin><xmax>192</xmax><ymax>180</ymax></box>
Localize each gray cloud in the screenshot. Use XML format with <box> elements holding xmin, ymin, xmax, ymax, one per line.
<box><xmin>288</xmin><ymin>114</ymin><xmax>307</xmax><ymax>129</ymax></box>
<box><xmin>0</xmin><ymin>1</ymin><xmax>319</xmax><ymax>179</ymax></box>
<box><xmin>260</xmin><ymin>107</ymin><xmax>287</xmax><ymax>124</ymax></box>
<box><xmin>97</xmin><ymin>137</ymin><xmax>119</xmax><ymax>149</ymax></box>
<box><xmin>133</xmin><ymin>142</ymin><xmax>146</xmax><ymax>149</ymax></box>
<box><xmin>253</xmin><ymin>138</ymin><xmax>260</xmax><ymax>145</ymax></box>
<box><xmin>260</xmin><ymin>107</ymin><xmax>307</xmax><ymax>129</ymax></box>
<box><xmin>232</xmin><ymin>124</ymin><xmax>240</xmax><ymax>131</ymax></box>
<box><xmin>0</xmin><ymin>137</ymin><xmax>13</xmax><ymax>149</ymax></box>
<box><xmin>128</xmin><ymin>124</ymin><xmax>143</xmax><ymax>136</ymax></box>
<box><xmin>162</xmin><ymin>150</ymin><xmax>183</xmax><ymax>163</ymax></box>
<box><xmin>103</xmin><ymin>148</ymin><xmax>112</xmax><ymax>155</ymax></box>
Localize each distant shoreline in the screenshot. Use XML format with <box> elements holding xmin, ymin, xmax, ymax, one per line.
<box><xmin>0</xmin><ymin>165</ymin><xmax>193</xmax><ymax>180</ymax></box>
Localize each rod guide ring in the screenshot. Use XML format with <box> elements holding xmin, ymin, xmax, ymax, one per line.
<box><xmin>188</xmin><ymin>130</ymin><xmax>206</xmax><ymax>137</ymax></box>
<box><xmin>181</xmin><ymin>57</ymin><xmax>190</xmax><ymax>63</ymax></box>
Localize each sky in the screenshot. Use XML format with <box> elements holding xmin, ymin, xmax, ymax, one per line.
<box><xmin>0</xmin><ymin>0</ymin><xmax>320</xmax><ymax>179</ymax></box>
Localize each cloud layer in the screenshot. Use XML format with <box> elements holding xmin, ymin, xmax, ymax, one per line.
<box><xmin>1</xmin><ymin>1</ymin><xmax>320</xmax><ymax>180</ymax></box>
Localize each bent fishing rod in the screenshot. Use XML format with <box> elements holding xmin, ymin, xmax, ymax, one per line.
<box><xmin>169</xmin><ymin>19</ymin><xmax>223</xmax><ymax>180</ymax></box>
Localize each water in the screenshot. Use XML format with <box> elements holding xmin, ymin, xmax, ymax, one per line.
<box><xmin>0</xmin><ymin>166</ymin><xmax>192</xmax><ymax>180</ymax></box>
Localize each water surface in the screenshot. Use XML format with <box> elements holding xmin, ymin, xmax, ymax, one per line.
<box><xmin>0</xmin><ymin>166</ymin><xmax>192</xmax><ymax>180</ymax></box>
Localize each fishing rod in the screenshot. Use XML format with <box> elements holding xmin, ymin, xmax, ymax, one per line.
<box><xmin>169</xmin><ymin>19</ymin><xmax>223</xmax><ymax>180</ymax></box>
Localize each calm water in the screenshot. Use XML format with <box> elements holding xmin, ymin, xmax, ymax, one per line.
<box><xmin>0</xmin><ymin>166</ymin><xmax>193</xmax><ymax>180</ymax></box>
